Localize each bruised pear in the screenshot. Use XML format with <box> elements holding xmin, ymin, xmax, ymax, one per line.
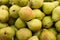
<box><xmin>57</xmin><ymin>33</ymin><xmax>60</xmax><ymax>40</ymax></box>
<box><xmin>0</xmin><ymin>9</ymin><xmax>9</xmax><ymax>22</ymax></box>
<box><xmin>9</xmin><ymin>5</ymin><xmax>20</xmax><ymax>18</ymax></box>
<box><xmin>55</xmin><ymin>20</ymin><xmax>60</xmax><ymax>32</ymax></box>
<box><xmin>27</xmin><ymin>19</ymin><xmax>42</xmax><ymax>32</ymax></box>
<box><xmin>28</xmin><ymin>36</ymin><xmax>39</xmax><ymax>40</ymax></box>
<box><xmin>33</xmin><ymin>9</ymin><xmax>45</xmax><ymax>20</ymax></box>
<box><xmin>42</xmin><ymin>16</ymin><xmax>53</xmax><ymax>28</ymax></box>
<box><xmin>0</xmin><ymin>5</ymin><xmax>8</xmax><ymax>11</ymax></box>
<box><xmin>30</xmin><ymin>0</ymin><xmax>44</xmax><ymax>9</ymax></box>
<box><xmin>52</xmin><ymin>6</ymin><xmax>60</xmax><ymax>22</ymax></box>
<box><xmin>42</xmin><ymin>1</ymin><xmax>59</xmax><ymax>14</ymax></box>
<box><xmin>0</xmin><ymin>27</ymin><xmax>15</xmax><ymax>38</ymax></box>
<box><xmin>19</xmin><ymin>6</ymin><xmax>34</xmax><ymax>21</ymax></box>
<box><xmin>15</xmin><ymin>18</ymin><xmax>26</xmax><ymax>29</ymax></box>
<box><xmin>16</xmin><ymin>28</ymin><xmax>32</xmax><ymax>40</ymax></box>
<box><xmin>40</xmin><ymin>29</ymin><xmax>56</xmax><ymax>40</ymax></box>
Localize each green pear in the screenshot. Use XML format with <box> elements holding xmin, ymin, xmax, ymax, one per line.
<box><xmin>15</xmin><ymin>18</ymin><xmax>26</xmax><ymax>29</ymax></box>
<box><xmin>52</xmin><ymin>6</ymin><xmax>60</xmax><ymax>22</ymax></box>
<box><xmin>42</xmin><ymin>16</ymin><xmax>53</xmax><ymax>28</ymax></box>
<box><xmin>9</xmin><ymin>5</ymin><xmax>20</xmax><ymax>18</ymax></box>
<box><xmin>0</xmin><ymin>27</ymin><xmax>15</xmax><ymax>39</ymax></box>
<box><xmin>0</xmin><ymin>23</ymin><xmax>8</xmax><ymax>29</ymax></box>
<box><xmin>40</xmin><ymin>29</ymin><xmax>56</xmax><ymax>40</ymax></box>
<box><xmin>55</xmin><ymin>20</ymin><xmax>60</xmax><ymax>32</ymax></box>
<box><xmin>27</xmin><ymin>19</ymin><xmax>42</xmax><ymax>32</ymax></box>
<box><xmin>30</xmin><ymin>0</ymin><xmax>44</xmax><ymax>9</ymax></box>
<box><xmin>42</xmin><ymin>1</ymin><xmax>59</xmax><ymax>14</ymax></box>
<box><xmin>19</xmin><ymin>0</ymin><xmax>29</xmax><ymax>7</ymax></box>
<box><xmin>33</xmin><ymin>9</ymin><xmax>45</xmax><ymax>20</ymax></box>
<box><xmin>0</xmin><ymin>0</ymin><xmax>9</xmax><ymax>4</ymax></box>
<box><xmin>16</xmin><ymin>28</ymin><xmax>32</xmax><ymax>40</ymax></box>
<box><xmin>48</xmin><ymin>28</ymin><xmax>57</xmax><ymax>35</ymax></box>
<box><xmin>0</xmin><ymin>9</ymin><xmax>9</xmax><ymax>22</ymax></box>
<box><xmin>57</xmin><ymin>33</ymin><xmax>60</xmax><ymax>40</ymax></box>
<box><xmin>19</xmin><ymin>6</ymin><xmax>34</xmax><ymax>21</ymax></box>
<box><xmin>0</xmin><ymin>5</ymin><xmax>8</xmax><ymax>11</ymax></box>
<box><xmin>28</xmin><ymin>36</ymin><xmax>39</xmax><ymax>40</ymax></box>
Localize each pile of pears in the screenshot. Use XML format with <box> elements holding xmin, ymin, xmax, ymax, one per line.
<box><xmin>0</xmin><ymin>0</ymin><xmax>60</xmax><ymax>40</ymax></box>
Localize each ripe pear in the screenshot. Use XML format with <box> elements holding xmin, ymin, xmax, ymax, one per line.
<box><xmin>57</xmin><ymin>33</ymin><xmax>60</xmax><ymax>40</ymax></box>
<box><xmin>16</xmin><ymin>28</ymin><xmax>32</xmax><ymax>40</ymax></box>
<box><xmin>15</xmin><ymin>18</ymin><xmax>26</xmax><ymax>29</ymax></box>
<box><xmin>40</xmin><ymin>29</ymin><xmax>56</xmax><ymax>40</ymax></box>
<box><xmin>52</xmin><ymin>6</ymin><xmax>60</xmax><ymax>22</ymax></box>
<box><xmin>33</xmin><ymin>9</ymin><xmax>45</xmax><ymax>20</ymax></box>
<box><xmin>0</xmin><ymin>0</ymin><xmax>9</xmax><ymax>4</ymax></box>
<box><xmin>0</xmin><ymin>23</ymin><xmax>8</xmax><ymax>29</ymax></box>
<box><xmin>42</xmin><ymin>16</ymin><xmax>53</xmax><ymax>28</ymax></box>
<box><xmin>9</xmin><ymin>5</ymin><xmax>20</xmax><ymax>18</ymax></box>
<box><xmin>19</xmin><ymin>6</ymin><xmax>34</xmax><ymax>21</ymax></box>
<box><xmin>0</xmin><ymin>27</ymin><xmax>15</xmax><ymax>38</ymax></box>
<box><xmin>42</xmin><ymin>1</ymin><xmax>59</xmax><ymax>14</ymax></box>
<box><xmin>30</xmin><ymin>0</ymin><xmax>44</xmax><ymax>9</ymax></box>
<box><xmin>55</xmin><ymin>20</ymin><xmax>60</xmax><ymax>32</ymax></box>
<box><xmin>27</xmin><ymin>19</ymin><xmax>42</xmax><ymax>32</ymax></box>
<box><xmin>28</xmin><ymin>36</ymin><xmax>39</xmax><ymax>40</ymax></box>
<box><xmin>48</xmin><ymin>28</ymin><xmax>57</xmax><ymax>35</ymax></box>
<box><xmin>0</xmin><ymin>9</ymin><xmax>9</xmax><ymax>22</ymax></box>
<box><xmin>0</xmin><ymin>5</ymin><xmax>8</xmax><ymax>11</ymax></box>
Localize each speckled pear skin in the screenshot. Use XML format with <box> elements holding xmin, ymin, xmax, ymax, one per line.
<box><xmin>52</xmin><ymin>6</ymin><xmax>60</xmax><ymax>22</ymax></box>
<box><xmin>16</xmin><ymin>28</ymin><xmax>32</xmax><ymax>40</ymax></box>
<box><xmin>0</xmin><ymin>9</ymin><xmax>9</xmax><ymax>22</ymax></box>
<box><xmin>55</xmin><ymin>21</ymin><xmax>60</xmax><ymax>32</ymax></box>
<box><xmin>42</xmin><ymin>16</ymin><xmax>53</xmax><ymax>28</ymax></box>
<box><xmin>15</xmin><ymin>18</ymin><xmax>26</xmax><ymax>29</ymax></box>
<box><xmin>30</xmin><ymin>0</ymin><xmax>44</xmax><ymax>9</ymax></box>
<box><xmin>19</xmin><ymin>6</ymin><xmax>34</xmax><ymax>21</ymax></box>
<box><xmin>0</xmin><ymin>27</ymin><xmax>15</xmax><ymax>39</ymax></box>
<box><xmin>42</xmin><ymin>1</ymin><xmax>59</xmax><ymax>14</ymax></box>
<box><xmin>28</xmin><ymin>36</ymin><xmax>39</xmax><ymax>40</ymax></box>
<box><xmin>40</xmin><ymin>29</ymin><xmax>56</xmax><ymax>40</ymax></box>
<box><xmin>9</xmin><ymin>5</ymin><xmax>20</xmax><ymax>18</ymax></box>
<box><xmin>33</xmin><ymin>9</ymin><xmax>45</xmax><ymax>20</ymax></box>
<box><xmin>27</xmin><ymin>19</ymin><xmax>42</xmax><ymax>32</ymax></box>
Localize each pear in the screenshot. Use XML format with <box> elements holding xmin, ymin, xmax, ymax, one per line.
<box><xmin>0</xmin><ymin>5</ymin><xmax>8</xmax><ymax>11</ymax></box>
<box><xmin>44</xmin><ymin>0</ymin><xmax>54</xmax><ymax>2</ymax></box>
<box><xmin>42</xmin><ymin>1</ymin><xmax>59</xmax><ymax>14</ymax></box>
<box><xmin>42</xmin><ymin>16</ymin><xmax>53</xmax><ymax>28</ymax></box>
<box><xmin>0</xmin><ymin>0</ymin><xmax>9</xmax><ymax>4</ymax></box>
<box><xmin>55</xmin><ymin>20</ymin><xmax>60</xmax><ymax>32</ymax></box>
<box><xmin>16</xmin><ymin>28</ymin><xmax>32</xmax><ymax>40</ymax></box>
<box><xmin>57</xmin><ymin>33</ymin><xmax>60</xmax><ymax>40</ymax></box>
<box><xmin>19</xmin><ymin>6</ymin><xmax>34</xmax><ymax>21</ymax></box>
<box><xmin>28</xmin><ymin>36</ymin><xmax>39</xmax><ymax>40</ymax></box>
<box><xmin>40</xmin><ymin>29</ymin><xmax>56</xmax><ymax>40</ymax></box>
<box><xmin>0</xmin><ymin>27</ymin><xmax>15</xmax><ymax>39</ymax></box>
<box><xmin>30</xmin><ymin>0</ymin><xmax>44</xmax><ymax>9</ymax></box>
<box><xmin>0</xmin><ymin>9</ymin><xmax>9</xmax><ymax>22</ymax></box>
<box><xmin>0</xmin><ymin>23</ymin><xmax>8</xmax><ymax>29</ymax></box>
<box><xmin>33</xmin><ymin>9</ymin><xmax>45</xmax><ymax>20</ymax></box>
<box><xmin>9</xmin><ymin>5</ymin><xmax>20</xmax><ymax>18</ymax></box>
<box><xmin>15</xmin><ymin>18</ymin><xmax>26</xmax><ymax>29</ymax></box>
<box><xmin>52</xmin><ymin>6</ymin><xmax>60</xmax><ymax>22</ymax></box>
<box><xmin>27</xmin><ymin>19</ymin><xmax>42</xmax><ymax>32</ymax></box>
<box><xmin>48</xmin><ymin>28</ymin><xmax>57</xmax><ymax>35</ymax></box>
